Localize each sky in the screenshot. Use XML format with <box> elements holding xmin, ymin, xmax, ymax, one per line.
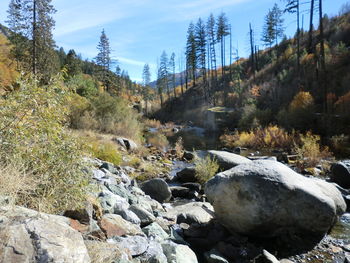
<box><xmin>0</xmin><ymin>0</ymin><xmax>348</xmax><ymax>82</ymax></box>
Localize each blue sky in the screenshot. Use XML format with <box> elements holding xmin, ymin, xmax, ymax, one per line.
<box><xmin>0</xmin><ymin>0</ymin><xmax>348</xmax><ymax>82</ymax></box>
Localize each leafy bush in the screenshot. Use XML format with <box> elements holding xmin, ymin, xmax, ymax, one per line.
<box><xmin>87</xmin><ymin>140</ymin><xmax>122</xmax><ymax>166</ymax></box>
<box><xmin>330</xmin><ymin>134</ymin><xmax>350</xmax><ymax>157</ymax></box>
<box><xmin>294</xmin><ymin>131</ymin><xmax>332</xmax><ymax>169</ymax></box>
<box><xmin>68</xmin><ymin>92</ymin><xmax>143</xmax><ymax>143</ymax></box>
<box><xmin>66</xmin><ymin>74</ymin><xmax>98</xmax><ymax>98</ymax></box>
<box><xmin>195</xmin><ymin>156</ymin><xmax>219</xmax><ymax>185</ymax></box>
<box><xmin>0</xmin><ymin>76</ymin><xmax>89</xmax><ymax>213</ymax></box>
<box><xmin>221</xmin><ymin>125</ymin><xmax>295</xmax><ymax>150</ymax></box>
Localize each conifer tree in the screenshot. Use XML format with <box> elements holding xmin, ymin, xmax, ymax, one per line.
<box><xmin>195</xmin><ymin>18</ymin><xmax>207</xmax><ymax>82</ymax></box>
<box><xmin>216</xmin><ymin>12</ymin><xmax>230</xmax><ymax>76</ymax></box>
<box><xmin>169</xmin><ymin>52</ymin><xmax>176</xmax><ymax>98</ymax></box>
<box><xmin>207</xmin><ymin>14</ymin><xmax>217</xmax><ymax>80</ymax></box>
<box><xmin>186</xmin><ymin>22</ymin><xmax>197</xmax><ymax>86</ymax></box>
<box><xmin>95</xmin><ymin>29</ymin><xmax>112</xmax><ymax>90</ymax></box>
<box><xmin>142</xmin><ymin>63</ymin><xmax>152</xmax><ymax>114</ymax></box>
<box><xmin>65</xmin><ymin>49</ymin><xmax>81</xmax><ymax>77</ymax></box>
<box><xmin>7</xmin><ymin>0</ymin><xmax>58</xmax><ymax>81</ymax></box>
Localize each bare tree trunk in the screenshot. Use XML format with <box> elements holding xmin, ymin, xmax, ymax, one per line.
<box><xmin>249</xmin><ymin>23</ymin><xmax>255</xmax><ymax>78</ymax></box>
<box><xmin>32</xmin><ymin>0</ymin><xmax>37</xmax><ymax>76</ymax></box>
<box><xmin>308</xmin><ymin>0</ymin><xmax>315</xmax><ymax>53</ymax></box>
<box><xmin>297</xmin><ymin>0</ymin><xmax>301</xmax><ymax>89</ymax></box>
<box><xmin>319</xmin><ymin>0</ymin><xmax>327</xmax><ymax>113</ymax></box>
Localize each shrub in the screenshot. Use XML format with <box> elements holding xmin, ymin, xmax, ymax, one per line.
<box><xmin>66</xmin><ymin>74</ymin><xmax>98</xmax><ymax>98</ymax></box>
<box><xmin>87</xmin><ymin>140</ymin><xmax>122</xmax><ymax>166</ymax></box>
<box><xmin>220</xmin><ymin>125</ymin><xmax>295</xmax><ymax>150</ymax></box>
<box><xmin>294</xmin><ymin>131</ymin><xmax>332</xmax><ymax>169</ymax></box>
<box><xmin>143</xmin><ymin>118</ymin><xmax>162</xmax><ymax>129</ymax></box>
<box><xmin>146</xmin><ymin>133</ymin><xmax>169</xmax><ymax>150</ymax></box>
<box><xmin>195</xmin><ymin>156</ymin><xmax>219</xmax><ymax>185</ymax></box>
<box><xmin>0</xmin><ymin>76</ymin><xmax>89</xmax><ymax>213</ymax></box>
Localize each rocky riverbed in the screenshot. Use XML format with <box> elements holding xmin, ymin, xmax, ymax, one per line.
<box><xmin>0</xmin><ymin>147</ymin><xmax>349</xmax><ymax>263</ymax></box>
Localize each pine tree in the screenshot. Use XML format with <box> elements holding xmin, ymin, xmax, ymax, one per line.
<box><xmin>261</xmin><ymin>9</ymin><xmax>275</xmax><ymax>48</ymax></box>
<box><xmin>207</xmin><ymin>14</ymin><xmax>217</xmax><ymax>80</ymax></box>
<box><xmin>216</xmin><ymin>12</ymin><xmax>230</xmax><ymax>76</ymax></box>
<box><xmin>195</xmin><ymin>18</ymin><xmax>207</xmax><ymax>82</ymax></box>
<box><xmin>142</xmin><ymin>63</ymin><xmax>152</xmax><ymax>114</ymax></box>
<box><xmin>65</xmin><ymin>49</ymin><xmax>81</xmax><ymax>77</ymax></box>
<box><xmin>95</xmin><ymin>29</ymin><xmax>112</xmax><ymax>90</ymax></box>
<box><xmin>186</xmin><ymin>22</ymin><xmax>197</xmax><ymax>86</ymax></box>
<box><xmin>271</xmin><ymin>4</ymin><xmax>284</xmax><ymax>45</ymax></box>
<box><xmin>7</xmin><ymin>0</ymin><xmax>58</xmax><ymax>81</ymax></box>
<box><xmin>159</xmin><ymin>51</ymin><xmax>170</xmax><ymax>98</ymax></box>
<box><xmin>169</xmin><ymin>52</ymin><xmax>176</xmax><ymax>98</ymax></box>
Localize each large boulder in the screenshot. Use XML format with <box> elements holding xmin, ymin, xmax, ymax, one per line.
<box><xmin>208</xmin><ymin>150</ymin><xmax>252</xmax><ymax>171</ymax></box>
<box><xmin>114</xmin><ymin>137</ymin><xmax>138</xmax><ymax>152</ymax></box>
<box><xmin>100</xmin><ymin>214</ymin><xmax>142</xmax><ymax>238</ymax></box>
<box><xmin>205</xmin><ymin>160</ymin><xmax>346</xmax><ymax>248</ymax></box>
<box><xmin>140</xmin><ymin>178</ymin><xmax>172</xmax><ymax>203</ymax></box>
<box><xmin>331</xmin><ymin>160</ymin><xmax>350</xmax><ymax>189</ymax></box>
<box><xmin>176</xmin><ymin>167</ymin><xmax>197</xmax><ymax>183</ymax></box>
<box><xmin>161</xmin><ymin>241</ymin><xmax>198</xmax><ymax>263</ymax></box>
<box><xmin>0</xmin><ymin>206</ymin><xmax>90</xmax><ymax>263</ymax></box>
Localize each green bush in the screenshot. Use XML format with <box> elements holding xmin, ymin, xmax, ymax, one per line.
<box><xmin>87</xmin><ymin>140</ymin><xmax>122</xmax><ymax>166</ymax></box>
<box><xmin>195</xmin><ymin>156</ymin><xmax>219</xmax><ymax>185</ymax></box>
<box><xmin>66</xmin><ymin>74</ymin><xmax>98</xmax><ymax>98</ymax></box>
<box><xmin>0</xmin><ymin>76</ymin><xmax>89</xmax><ymax>213</ymax></box>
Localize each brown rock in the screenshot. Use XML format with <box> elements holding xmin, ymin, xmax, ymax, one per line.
<box><xmin>100</xmin><ymin>214</ymin><xmax>142</xmax><ymax>238</ymax></box>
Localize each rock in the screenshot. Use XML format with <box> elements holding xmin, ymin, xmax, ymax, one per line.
<box><xmin>142</xmin><ymin>222</ymin><xmax>169</xmax><ymax>242</ymax></box>
<box><xmin>260</xmin><ymin>250</ymin><xmax>280</xmax><ymax>263</ymax></box>
<box><xmin>208</xmin><ymin>150</ymin><xmax>252</xmax><ymax>170</ymax></box>
<box><xmin>100</xmin><ymin>214</ymin><xmax>142</xmax><ymax>238</ymax></box>
<box><xmin>85</xmin><ymin>240</ymin><xmax>131</xmax><ymax>263</ymax></box>
<box><xmin>98</xmin><ymin>190</ymin><xmax>129</xmax><ymax>214</ymax></box>
<box><xmin>331</xmin><ymin>160</ymin><xmax>350</xmax><ymax>189</ymax></box>
<box><xmin>139</xmin><ymin>241</ymin><xmax>167</xmax><ymax>263</ymax></box>
<box><xmin>161</xmin><ymin>241</ymin><xmax>198</xmax><ymax>263</ymax></box>
<box><xmin>100</xmin><ymin>162</ymin><xmax>117</xmax><ymax>173</ymax></box>
<box><xmin>140</xmin><ymin>178</ymin><xmax>172</xmax><ymax>203</ymax></box>
<box><xmin>129</xmin><ymin>204</ymin><xmax>156</xmax><ymax>226</ymax></box>
<box><xmin>205</xmin><ymin>160</ymin><xmax>347</xmax><ymax>248</ymax></box>
<box><xmin>64</xmin><ymin>202</ymin><xmax>93</xmax><ymax>224</ymax></box>
<box><xmin>181</xmin><ymin>183</ymin><xmax>201</xmax><ymax>192</ymax></box>
<box><xmin>113</xmin><ymin>235</ymin><xmax>149</xmax><ymax>256</ymax></box>
<box><xmin>204</xmin><ymin>249</ymin><xmax>230</xmax><ymax>263</ymax></box>
<box><xmin>183</xmin><ymin>151</ymin><xmax>195</xmax><ymax>161</ymax></box>
<box><xmin>170</xmin><ymin>186</ymin><xmax>197</xmax><ymax>199</ymax></box>
<box><xmin>115</xmin><ymin>137</ymin><xmax>138</xmax><ymax>152</ymax></box>
<box><xmin>176</xmin><ymin>167</ymin><xmax>197</xmax><ymax>183</ymax></box>
<box><xmin>116</xmin><ymin>208</ymin><xmax>141</xmax><ymax>225</ymax></box>
<box><xmin>0</xmin><ymin>206</ymin><xmax>90</xmax><ymax>263</ymax></box>
<box><xmin>105</xmin><ymin>184</ymin><xmax>131</xmax><ymax>200</ymax></box>
<box><xmin>165</xmin><ymin>202</ymin><xmax>214</xmax><ymax>225</ymax></box>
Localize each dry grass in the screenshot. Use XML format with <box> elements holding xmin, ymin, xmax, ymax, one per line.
<box><xmin>0</xmin><ymin>164</ymin><xmax>37</xmax><ymax>206</ymax></box>
<box><xmin>143</xmin><ymin>118</ymin><xmax>162</xmax><ymax>129</ymax></box>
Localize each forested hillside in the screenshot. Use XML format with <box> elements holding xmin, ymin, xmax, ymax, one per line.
<box><xmin>154</xmin><ymin>6</ymin><xmax>350</xmax><ymax>141</ymax></box>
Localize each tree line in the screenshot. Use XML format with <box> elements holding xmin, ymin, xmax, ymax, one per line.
<box><xmin>6</xmin><ymin>0</ymin><xmax>138</xmax><ymax>97</ymax></box>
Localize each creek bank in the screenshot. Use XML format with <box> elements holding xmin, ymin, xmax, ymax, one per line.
<box><xmin>1</xmin><ymin>143</ymin><xmax>349</xmax><ymax>262</ymax></box>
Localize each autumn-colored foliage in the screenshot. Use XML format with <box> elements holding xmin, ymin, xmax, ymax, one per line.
<box><xmin>0</xmin><ymin>34</ymin><xmax>18</xmax><ymax>91</ymax></box>
<box><xmin>289</xmin><ymin>91</ymin><xmax>314</xmax><ymax>111</ymax></box>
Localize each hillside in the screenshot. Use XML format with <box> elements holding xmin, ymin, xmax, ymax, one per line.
<box><xmin>154</xmin><ymin>10</ymin><xmax>350</xmax><ymax>137</ymax></box>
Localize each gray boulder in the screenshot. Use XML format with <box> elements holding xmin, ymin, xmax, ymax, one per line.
<box><xmin>142</xmin><ymin>222</ymin><xmax>169</xmax><ymax>242</ymax></box>
<box><xmin>115</xmin><ymin>137</ymin><xmax>138</xmax><ymax>152</ymax></box>
<box><xmin>130</xmin><ymin>204</ymin><xmax>156</xmax><ymax>226</ymax></box>
<box><xmin>113</xmin><ymin>236</ymin><xmax>149</xmax><ymax>256</ymax></box>
<box><xmin>161</xmin><ymin>241</ymin><xmax>198</xmax><ymax>263</ymax></box>
<box><xmin>0</xmin><ymin>206</ymin><xmax>90</xmax><ymax>263</ymax></box>
<box><xmin>205</xmin><ymin>160</ymin><xmax>346</xmax><ymax>247</ymax></box>
<box><xmin>165</xmin><ymin>202</ymin><xmax>215</xmax><ymax>225</ymax></box>
<box><xmin>331</xmin><ymin>160</ymin><xmax>350</xmax><ymax>189</ymax></box>
<box><xmin>176</xmin><ymin>167</ymin><xmax>197</xmax><ymax>183</ymax></box>
<box><xmin>138</xmin><ymin>241</ymin><xmax>167</xmax><ymax>263</ymax></box>
<box><xmin>140</xmin><ymin>178</ymin><xmax>172</xmax><ymax>203</ymax></box>
<box><xmin>208</xmin><ymin>150</ymin><xmax>252</xmax><ymax>170</ymax></box>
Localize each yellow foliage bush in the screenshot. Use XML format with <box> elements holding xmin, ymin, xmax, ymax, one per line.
<box><xmin>87</xmin><ymin>140</ymin><xmax>122</xmax><ymax>166</ymax></box>
<box><xmin>0</xmin><ymin>34</ymin><xmax>18</xmax><ymax>91</ymax></box>
<box><xmin>220</xmin><ymin>125</ymin><xmax>295</xmax><ymax>150</ymax></box>
<box><xmin>294</xmin><ymin>131</ymin><xmax>332</xmax><ymax>168</ymax></box>
<box><xmin>289</xmin><ymin>91</ymin><xmax>314</xmax><ymax>111</ymax></box>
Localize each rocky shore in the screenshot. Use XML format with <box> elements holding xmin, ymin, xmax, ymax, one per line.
<box><xmin>0</xmin><ymin>149</ymin><xmax>349</xmax><ymax>263</ymax></box>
